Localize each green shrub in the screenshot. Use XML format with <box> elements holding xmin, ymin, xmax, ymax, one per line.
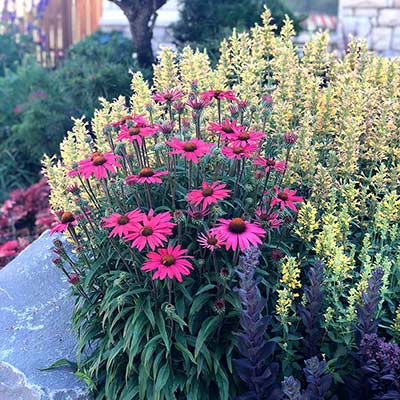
<box><xmin>172</xmin><ymin>0</ymin><xmax>302</xmax><ymax>63</ymax></box>
<box><xmin>0</xmin><ymin>31</ymin><xmax>138</xmax><ymax>201</ymax></box>
<box><xmin>0</xmin><ymin>24</ymin><xmax>34</xmax><ymax>77</ymax></box>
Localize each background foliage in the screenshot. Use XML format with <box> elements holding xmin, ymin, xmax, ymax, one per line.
<box><xmin>172</xmin><ymin>0</ymin><xmax>302</xmax><ymax>63</ymax></box>
<box><xmin>0</xmin><ymin>31</ymin><xmax>137</xmax><ymax>201</ymax></box>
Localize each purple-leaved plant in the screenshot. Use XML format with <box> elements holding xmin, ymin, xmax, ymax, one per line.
<box><xmin>347</xmin><ymin>267</ymin><xmax>385</xmax><ymax>399</ymax></box>
<box><xmin>359</xmin><ymin>334</ymin><xmax>400</xmax><ymax>399</ymax></box>
<box><xmin>356</xmin><ymin>267</ymin><xmax>384</xmax><ymax>340</ymax></box>
<box><xmin>233</xmin><ymin>246</ymin><xmax>283</xmax><ymax>400</ymax></box>
<box><xmin>282</xmin><ymin>357</ymin><xmax>336</xmax><ymax>400</ymax></box>
<box><xmin>298</xmin><ymin>261</ymin><xmax>324</xmax><ymax>359</ymax></box>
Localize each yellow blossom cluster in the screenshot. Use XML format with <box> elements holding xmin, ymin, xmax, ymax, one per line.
<box><xmin>276</xmin><ymin>257</ymin><xmax>301</xmax><ymax>324</ymax></box>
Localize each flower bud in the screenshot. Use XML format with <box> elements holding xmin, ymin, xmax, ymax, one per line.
<box><xmin>219</xmin><ymin>267</ymin><xmax>230</xmax><ymax>280</ymax></box>
<box><xmin>52</xmin><ymin>239</ymin><xmax>63</xmax><ymax>248</ymax></box>
<box><xmin>283</xmin><ymin>131</ymin><xmax>298</xmax><ymax>145</ymax></box>
<box><xmin>68</xmin><ymin>273</ymin><xmax>80</xmax><ymax>285</ymax></box>
<box><xmin>52</xmin><ymin>257</ymin><xmax>62</xmax><ymax>265</ymax></box>
<box><xmin>164</xmin><ymin>303</ymin><xmax>176</xmax><ymax>316</ymax></box>
<box><xmin>213</xmin><ymin>298</ymin><xmax>225</xmax><ymax>314</ymax></box>
<box><xmin>103</xmin><ymin>125</ymin><xmax>113</xmax><ymax>136</ymax></box>
<box><xmin>271</xmin><ymin>248</ymin><xmax>284</xmax><ymax>261</ymax></box>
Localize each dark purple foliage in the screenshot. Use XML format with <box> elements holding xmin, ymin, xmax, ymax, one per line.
<box><xmin>282</xmin><ymin>376</ymin><xmax>302</xmax><ymax>400</ymax></box>
<box><xmin>302</xmin><ymin>357</ymin><xmax>335</xmax><ymax>400</ymax></box>
<box><xmin>347</xmin><ymin>267</ymin><xmax>385</xmax><ymax>399</ymax></box>
<box><xmin>282</xmin><ymin>357</ymin><xmax>335</xmax><ymax>400</ymax></box>
<box><xmin>233</xmin><ymin>246</ymin><xmax>283</xmax><ymax>400</ymax></box>
<box><xmin>356</xmin><ymin>267</ymin><xmax>384</xmax><ymax>341</ymax></box>
<box><xmin>358</xmin><ymin>334</ymin><xmax>400</xmax><ymax>399</ymax></box>
<box><xmin>298</xmin><ymin>261</ymin><xmax>324</xmax><ymax>358</ymax></box>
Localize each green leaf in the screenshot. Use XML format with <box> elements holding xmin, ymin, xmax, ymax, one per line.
<box><xmin>194</xmin><ymin>316</ymin><xmax>220</xmax><ymax>358</ymax></box>
<box><xmin>155</xmin><ymin>364</ymin><xmax>170</xmax><ymax>396</ymax></box>
<box><xmin>142</xmin><ymin>335</ymin><xmax>162</xmax><ymax>376</ymax></box>
<box><xmin>39</xmin><ymin>358</ymin><xmax>77</xmax><ymax>371</ymax></box>
<box><xmin>189</xmin><ymin>292</ymin><xmax>214</xmax><ymax>331</ymax></box>
<box><xmin>194</xmin><ymin>284</ymin><xmax>216</xmax><ymax>296</ymax></box>
<box><xmin>74</xmin><ymin>371</ymin><xmax>96</xmax><ymax>390</ymax></box>
<box><xmin>174</xmin><ymin>341</ymin><xmax>197</xmax><ymax>365</ymax></box>
<box><xmin>156</xmin><ymin>310</ymin><xmax>171</xmax><ymax>354</ymax></box>
<box><xmin>215</xmin><ymin>367</ymin><xmax>229</xmax><ymax>400</ymax></box>
<box><xmin>143</xmin><ymin>296</ymin><xmax>155</xmax><ymax>328</ymax></box>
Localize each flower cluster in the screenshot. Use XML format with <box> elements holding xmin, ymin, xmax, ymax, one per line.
<box><xmin>0</xmin><ymin>178</ymin><xmax>54</xmax><ymax>268</ymax></box>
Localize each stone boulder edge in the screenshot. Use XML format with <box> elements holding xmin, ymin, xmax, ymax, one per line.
<box><xmin>0</xmin><ymin>231</ymin><xmax>90</xmax><ymax>400</ymax></box>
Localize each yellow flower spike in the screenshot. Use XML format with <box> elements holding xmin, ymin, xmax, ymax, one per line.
<box><xmin>179</xmin><ymin>47</ymin><xmax>212</xmax><ymax>92</ymax></box>
<box><xmin>130</xmin><ymin>71</ymin><xmax>156</xmax><ymax>118</ymax></box>
<box><xmin>391</xmin><ymin>307</ymin><xmax>400</xmax><ymax>340</ymax></box>
<box><xmin>153</xmin><ymin>48</ymin><xmax>180</xmax><ymax>91</ymax></box>
<box><xmin>295</xmin><ymin>202</ymin><xmax>319</xmax><ymax>242</ymax></box>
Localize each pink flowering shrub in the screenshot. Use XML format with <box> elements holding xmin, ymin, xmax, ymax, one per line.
<box><xmin>0</xmin><ymin>178</ymin><xmax>54</xmax><ymax>268</ymax></box>
<box><xmin>46</xmin><ymin>81</ymin><xmax>304</xmax><ymax>399</ymax></box>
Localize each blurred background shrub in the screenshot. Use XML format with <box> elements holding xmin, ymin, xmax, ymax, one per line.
<box><xmin>0</xmin><ymin>30</ymin><xmax>137</xmax><ymax>201</ymax></box>
<box><xmin>172</xmin><ymin>0</ymin><xmax>302</xmax><ymax>63</ymax></box>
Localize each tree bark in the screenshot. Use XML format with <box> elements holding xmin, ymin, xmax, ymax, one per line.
<box><xmin>109</xmin><ymin>0</ymin><xmax>167</xmax><ymax>69</ymax></box>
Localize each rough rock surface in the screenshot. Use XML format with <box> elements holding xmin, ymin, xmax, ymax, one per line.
<box><xmin>0</xmin><ymin>231</ymin><xmax>90</xmax><ymax>400</ymax></box>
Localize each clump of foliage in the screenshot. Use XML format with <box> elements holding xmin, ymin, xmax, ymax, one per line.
<box><xmin>172</xmin><ymin>0</ymin><xmax>302</xmax><ymax>62</ymax></box>
<box><xmin>0</xmin><ymin>31</ymin><xmax>136</xmax><ymax>201</ymax></box>
<box><xmin>0</xmin><ymin>23</ymin><xmax>34</xmax><ymax>76</ymax></box>
<box><xmin>0</xmin><ymin>178</ymin><xmax>53</xmax><ymax>268</ymax></box>
<box><xmin>43</xmin><ymin>7</ymin><xmax>400</xmax><ymax>400</ymax></box>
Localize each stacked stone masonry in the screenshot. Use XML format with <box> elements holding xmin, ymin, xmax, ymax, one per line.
<box><xmin>339</xmin><ymin>0</ymin><xmax>400</xmax><ymax>55</ymax></box>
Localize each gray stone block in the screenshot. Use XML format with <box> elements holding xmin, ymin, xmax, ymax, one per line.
<box><xmin>0</xmin><ymin>231</ymin><xmax>90</xmax><ymax>400</ymax></box>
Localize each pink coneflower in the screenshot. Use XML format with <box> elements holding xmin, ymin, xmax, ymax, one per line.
<box><xmin>126</xmin><ymin>168</ymin><xmax>168</xmax><ymax>185</ymax></box>
<box><xmin>187</xmin><ymin>95</ymin><xmax>212</xmax><ymax>110</ymax></box>
<box><xmin>270</xmin><ymin>187</ymin><xmax>304</xmax><ymax>212</ymax></box>
<box><xmin>212</xmin><ymin>217</ymin><xmax>265</xmax><ymax>251</ymax></box>
<box><xmin>156</xmin><ymin>120</ymin><xmax>174</xmax><ymax>135</ymax></box>
<box><xmin>78</xmin><ymin>152</ymin><xmax>122</xmax><ymax>180</ymax></box>
<box><xmin>187</xmin><ymin>205</ymin><xmax>210</xmax><ymax>220</ymax></box>
<box><xmin>126</xmin><ymin>210</ymin><xmax>175</xmax><ymax>251</ymax></box>
<box><xmin>50</xmin><ymin>211</ymin><xmax>77</xmax><ymax>234</ymax></box>
<box><xmin>166</xmin><ymin>137</ymin><xmax>212</xmax><ymax>163</ymax></box>
<box><xmin>208</xmin><ymin>119</ymin><xmax>241</xmax><ymax>136</ymax></box>
<box><xmin>152</xmin><ymin>88</ymin><xmax>184</xmax><ymax>103</ymax></box>
<box><xmin>236</xmin><ymin>99</ymin><xmax>249</xmax><ymax>111</ymax></box>
<box><xmin>255</xmin><ymin>208</ymin><xmax>283</xmax><ymax>229</ymax></box>
<box><xmin>187</xmin><ymin>181</ymin><xmax>231</xmax><ymax>211</ymax></box>
<box><xmin>116</xmin><ymin>116</ymin><xmax>157</xmax><ymax>145</ymax></box>
<box><xmin>225</xmin><ymin>129</ymin><xmax>265</xmax><ymax>146</ymax></box>
<box><xmin>173</xmin><ymin>102</ymin><xmax>186</xmax><ymax>113</ymax></box>
<box><xmin>141</xmin><ymin>244</ymin><xmax>193</xmax><ymax>282</ymax></box>
<box><xmin>221</xmin><ymin>143</ymin><xmax>256</xmax><ymax>160</ymax></box>
<box><xmin>101</xmin><ymin>210</ymin><xmax>142</xmax><ymax>238</ymax></box>
<box><xmin>254</xmin><ymin>156</ymin><xmax>286</xmax><ymax>173</ymax></box>
<box><xmin>197</xmin><ymin>232</ymin><xmax>226</xmax><ymax>251</ymax></box>
<box><xmin>201</xmin><ymin>89</ymin><xmax>237</xmax><ymax>102</ymax></box>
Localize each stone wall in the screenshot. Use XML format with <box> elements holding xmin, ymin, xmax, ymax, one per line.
<box><xmin>339</xmin><ymin>0</ymin><xmax>400</xmax><ymax>56</ymax></box>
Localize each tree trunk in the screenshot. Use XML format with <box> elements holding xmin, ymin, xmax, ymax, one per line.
<box><xmin>123</xmin><ymin>6</ymin><xmax>154</xmax><ymax>69</ymax></box>
<box><xmin>109</xmin><ymin>0</ymin><xmax>167</xmax><ymax>69</ymax></box>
